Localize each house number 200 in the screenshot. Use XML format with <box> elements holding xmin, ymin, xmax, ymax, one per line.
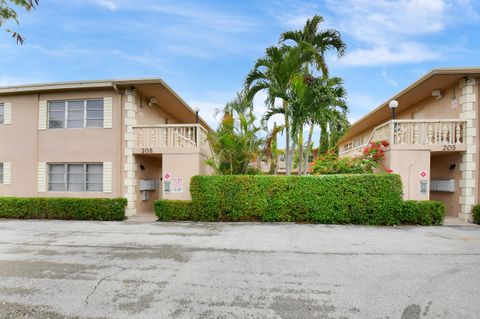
<box><xmin>141</xmin><ymin>148</ymin><xmax>153</xmax><ymax>154</ymax></box>
<box><xmin>443</xmin><ymin>144</ymin><xmax>456</xmax><ymax>151</ymax></box>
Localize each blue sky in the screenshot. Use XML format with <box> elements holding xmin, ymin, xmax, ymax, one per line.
<box><xmin>1</xmin><ymin>0</ymin><xmax>480</xmax><ymax>146</ymax></box>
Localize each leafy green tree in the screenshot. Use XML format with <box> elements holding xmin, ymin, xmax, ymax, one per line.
<box><xmin>206</xmin><ymin>92</ymin><xmax>263</xmax><ymax>175</ymax></box>
<box><xmin>245</xmin><ymin>44</ymin><xmax>314</xmax><ymax>175</ymax></box>
<box><xmin>1</xmin><ymin>0</ymin><xmax>38</xmax><ymax>44</ymax></box>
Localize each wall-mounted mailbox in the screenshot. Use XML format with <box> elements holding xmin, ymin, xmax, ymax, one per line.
<box><xmin>430</xmin><ymin>179</ymin><xmax>455</xmax><ymax>192</ymax></box>
<box><xmin>139</xmin><ymin>179</ymin><xmax>158</xmax><ymax>191</ymax></box>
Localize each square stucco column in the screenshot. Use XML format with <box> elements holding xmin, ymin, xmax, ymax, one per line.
<box><xmin>124</xmin><ymin>89</ymin><xmax>138</xmax><ymax>216</ymax></box>
<box><xmin>459</xmin><ymin>77</ymin><xmax>477</xmax><ymax>221</ymax></box>
<box><xmin>384</xmin><ymin>148</ymin><xmax>431</xmax><ymax>200</ymax></box>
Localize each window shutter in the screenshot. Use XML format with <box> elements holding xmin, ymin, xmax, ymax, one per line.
<box><xmin>37</xmin><ymin>162</ymin><xmax>46</xmax><ymax>192</ymax></box>
<box><xmin>103</xmin><ymin>162</ymin><xmax>112</xmax><ymax>193</ymax></box>
<box><xmin>103</xmin><ymin>97</ymin><xmax>113</xmax><ymax>128</ymax></box>
<box><xmin>3</xmin><ymin>162</ymin><xmax>11</xmax><ymax>185</ymax></box>
<box><xmin>4</xmin><ymin>102</ymin><xmax>12</xmax><ymax>125</ymax></box>
<box><xmin>38</xmin><ymin>101</ymin><xmax>47</xmax><ymax>130</ymax></box>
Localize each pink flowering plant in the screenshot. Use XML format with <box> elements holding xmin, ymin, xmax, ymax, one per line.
<box><xmin>312</xmin><ymin>140</ymin><xmax>392</xmax><ymax>175</ymax></box>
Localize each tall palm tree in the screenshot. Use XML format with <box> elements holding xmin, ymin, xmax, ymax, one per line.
<box><xmin>245</xmin><ymin>44</ymin><xmax>315</xmax><ymax>175</ymax></box>
<box><xmin>290</xmin><ymin>75</ymin><xmax>349</xmax><ymax>174</ymax></box>
<box><xmin>280</xmin><ymin>15</ymin><xmax>346</xmax><ymax>170</ymax></box>
<box><xmin>280</xmin><ymin>14</ymin><xmax>346</xmax><ymax>77</ymax></box>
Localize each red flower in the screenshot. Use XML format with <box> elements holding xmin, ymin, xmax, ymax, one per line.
<box><xmin>387</xmin><ymin>169</ymin><xmax>393</xmax><ymax>173</ymax></box>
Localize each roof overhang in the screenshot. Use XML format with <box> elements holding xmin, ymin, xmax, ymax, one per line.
<box><xmin>0</xmin><ymin>78</ymin><xmax>213</xmax><ymax>131</ymax></box>
<box><xmin>339</xmin><ymin>67</ymin><xmax>480</xmax><ymax>144</ymax></box>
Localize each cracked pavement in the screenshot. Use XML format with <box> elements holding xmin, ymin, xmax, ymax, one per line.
<box><xmin>0</xmin><ymin>220</ymin><xmax>479</xmax><ymax>318</ymax></box>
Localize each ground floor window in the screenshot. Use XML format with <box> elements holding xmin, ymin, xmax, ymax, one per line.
<box><xmin>48</xmin><ymin>163</ymin><xmax>103</xmax><ymax>192</ymax></box>
<box><xmin>0</xmin><ymin>163</ymin><xmax>3</xmax><ymax>184</ymax></box>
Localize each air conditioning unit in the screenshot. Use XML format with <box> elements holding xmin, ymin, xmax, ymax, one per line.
<box><xmin>139</xmin><ymin>179</ymin><xmax>158</xmax><ymax>191</ymax></box>
<box><xmin>430</xmin><ymin>179</ymin><xmax>455</xmax><ymax>192</ymax></box>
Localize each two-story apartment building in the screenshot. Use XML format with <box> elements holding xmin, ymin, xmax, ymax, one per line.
<box><xmin>0</xmin><ymin>79</ymin><xmax>212</xmax><ymax>216</ymax></box>
<box><xmin>339</xmin><ymin>68</ymin><xmax>480</xmax><ymax>221</ymax></box>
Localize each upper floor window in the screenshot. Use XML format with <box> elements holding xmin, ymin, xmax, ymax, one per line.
<box><xmin>0</xmin><ymin>103</ymin><xmax>4</xmax><ymax>124</ymax></box>
<box><xmin>48</xmin><ymin>163</ymin><xmax>103</xmax><ymax>192</ymax></box>
<box><xmin>48</xmin><ymin>99</ymin><xmax>103</xmax><ymax>129</ymax></box>
<box><xmin>0</xmin><ymin>163</ymin><xmax>3</xmax><ymax>184</ymax></box>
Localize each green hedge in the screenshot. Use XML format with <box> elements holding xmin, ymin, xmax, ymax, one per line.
<box><xmin>472</xmin><ymin>205</ymin><xmax>480</xmax><ymax>225</ymax></box>
<box><xmin>0</xmin><ymin>197</ymin><xmax>127</xmax><ymax>221</ymax></box>
<box><xmin>399</xmin><ymin>200</ymin><xmax>445</xmax><ymax>226</ymax></box>
<box><xmin>188</xmin><ymin>174</ymin><xmax>404</xmax><ymax>225</ymax></box>
<box><xmin>155</xmin><ymin>200</ymin><xmax>192</xmax><ymax>221</ymax></box>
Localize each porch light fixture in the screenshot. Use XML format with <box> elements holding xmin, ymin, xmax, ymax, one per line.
<box><xmin>389</xmin><ymin>100</ymin><xmax>398</xmax><ymax>119</ymax></box>
<box><xmin>194</xmin><ymin>106</ymin><xmax>200</xmax><ymax>124</ymax></box>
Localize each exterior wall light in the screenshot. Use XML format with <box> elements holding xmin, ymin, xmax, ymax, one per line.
<box><xmin>194</xmin><ymin>107</ymin><xmax>200</xmax><ymax>124</ymax></box>
<box><xmin>389</xmin><ymin>100</ymin><xmax>399</xmax><ymax>119</ymax></box>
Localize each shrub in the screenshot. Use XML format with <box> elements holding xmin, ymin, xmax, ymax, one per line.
<box><xmin>472</xmin><ymin>205</ymin><xmax>480</xmax><ymax>224</ymax></box>
<box><xmin>0</xmin><ymin>197</ymin><xmax>126</xmax><ymax>221</ymax></box>
<box><xmin>155</xmin><ymin>200</ymin><xmax>192</xmax><ymax>221</ymax></box>
<box><xmin>313</xmin><ymin>141</ymin><xmax>393</xmax><ymax>175</ymax></box>
<box><xmin>399</xmin><ymin>200</ymin><xmax>445</xmax><ymax>226</ymax></box>
<box><xmin>188</xmin><ymin>174</ymin><xmax>404</xmax><ymax>225</ymax></box>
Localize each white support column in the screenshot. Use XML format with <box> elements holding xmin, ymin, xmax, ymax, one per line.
<box><xmin>459</xmin><ymin>77</ymin><xmax>477</xmax><ymax>221</ymax></box>
<box><xmin>124</xmin><ymin>89</ymin><xmax>138</xmax><ymax>216</ymax></box>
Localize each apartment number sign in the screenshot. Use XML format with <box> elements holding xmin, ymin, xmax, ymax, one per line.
<box><xmin>443</xmin><ymin>144</ymin><xmax>456</xmax><ymax>151</ymax></box>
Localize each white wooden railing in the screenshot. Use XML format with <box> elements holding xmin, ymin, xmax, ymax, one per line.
<box><xmin>133</xmin><ymin>124</ymin><xmax>209</xmax><ymax>152</ymax></box>
<box><xmin>340</xmin><ymin>119</ymin><xmax>467</xmax><ymax>157</ymax></box>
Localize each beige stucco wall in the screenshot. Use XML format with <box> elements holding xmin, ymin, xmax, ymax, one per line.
<box><xmin>161</xmin><ymin>153</ymin><xmax>202</xmax><ymax>201</ymax></box>
<box><xmin>136</xmin><ymin>95</ymin><xmax>181</xmax><ymax>125</ymax></box>
<box><xmin>0</xmin><ymin>89</ymin><xmax>122</xmax><ymax>198</ymax></box>
<box><xmin>397</xmin><ymin>87</ymin><xmax>461</xmax><ymax>120</ymax></box>
<box><xmin>38</xmin><ymin>89</ymin><xmax>122</xmax><ymax>198</ymax></box>
<box><xmin>0</xmin><ymin>94</ymin><xmax>38</xmax><ymax>196</ymax></box>
<box><xmin>384</xmin><ymin>147</ymin><xmax>431</xmax><ymax>200</ymax></box>
<box><xmin>430</xmin><ymin>152</ymin><xmax>461</xmax><ymax>216</ymax></box>
<box><xmin>135</xmin><ymin>154</ymin><xmax>162</xmax><ymax>213</ymax></box>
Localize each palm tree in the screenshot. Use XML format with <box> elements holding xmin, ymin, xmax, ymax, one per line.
<box><xmin>207</xmin><ymin>92</ymin><xmax>264</xmax><ymax>175</ymax></box>
<box><xmin>290</xmin><ymin>75</ymin><xmax>349</xmax><ymax>174</ymax></box>
<box><xmin>280</xmin><ymin>14</ymin><xmax>346</xmax><ymax>77</ymax></box>
<box><xmin>245</xmin><ymin>44</ymin><xmax>315</xmax><ymax>175</ymax></box>
<box><xmin>280</xmin><ymin>15</ymin><xmax>346</xmax><ymax>171</ymax></box>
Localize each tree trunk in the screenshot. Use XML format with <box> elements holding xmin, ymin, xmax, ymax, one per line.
<box><xmin>297</xmin><ymin>127</ymin><xmax>304</xmax><ymax>175</ymax></box>
<box><xmin>303</xmin><ymin>124</ymin><xmax>314</xmax><ymax>174</ymax></box>
<box><xmin>319</xmin><ymin>122</ymin><xmax>329</xmax><ymax>155</ymax></box>
<box><xmin>289</xmin><ymin>140</ymin><xmax>296</xmax><ymax>174</ymax></box>
<box><xmin>283</xmin><ymin>99</ymin><xmax>291</xmax><ymax>175</ymax></box>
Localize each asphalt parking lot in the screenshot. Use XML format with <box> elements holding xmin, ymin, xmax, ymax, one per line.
<box><xmin>0</xmin><ymin>220</ymin><xmax>478</xmax><ymax>319</ymax></box>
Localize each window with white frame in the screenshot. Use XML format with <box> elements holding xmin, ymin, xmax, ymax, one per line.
<box><xmin>48</xmin><ymin>163</ymin><xmax>103</xmax><ymax>192</ymax></box>
<box><xmin>0</xmin><ymin>163</ymin><xmax>3</xmax><ymax>184</ymax></box>
<box><xmin>48</xmin><ymin>99</ymin><xmax>103</xmax><ymax>129</ymax></box>
<box><xmin>0</xmin><ymin>103</ymin><xmax>4</xmax><ymax>124</ymax></box>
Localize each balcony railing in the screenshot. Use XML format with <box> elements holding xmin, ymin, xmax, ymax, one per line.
<box><xmin>340</xmin><ymin>119</ymin><xmax>467</xmax><ymax>157</ymax></box>
<box><xmin>133</xmin><ymin>124</ymin><xmax>209</xmax><ymax>153</ymax></box>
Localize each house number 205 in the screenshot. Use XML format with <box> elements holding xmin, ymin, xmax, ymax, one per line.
<box><xmin>443</xmin><ymin>144</ymin><xmax>456</xmax><ymax>151</ymax></box>
<box><xmin>141</xmin><ymin>148</ymin><xmax>153</xmax><ymax>154</ymax></box>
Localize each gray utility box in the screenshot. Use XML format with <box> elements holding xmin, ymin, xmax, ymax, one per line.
<box><xmin>139</xmin><ymin>179</ymin><xmax>158</xmax><ymax>191</ymax></box>
<box><xmin>430</xmin><ymin>179</ymin><xmax>455</xmax><ymax>192</ymax></box>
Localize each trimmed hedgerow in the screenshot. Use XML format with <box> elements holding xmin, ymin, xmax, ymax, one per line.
<box><xmin>155</xmin><ymin>200</ymin><xmax>192</xmax><ymax>221</ymax></box>
<box><xmin>0</xmin><ymin>197</ymin><xmax>127</xmax><ymax>221</ymax></box>
<box><xmin>472</xmin><ymin>205</ymin><xmax>480</xmax><ymax>225</ymax></box>
<box><xmin>399</xmin><ymin>200</ymin><xmax>445</xmax><ymax>226</ymax></box>
<box><xmin>188</xmin><ymin>174</ymin><xmax>404</xmax><ymax>225</ymax></box>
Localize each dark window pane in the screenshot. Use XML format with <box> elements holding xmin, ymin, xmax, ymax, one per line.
<box><xmin>68</xmin><ymin>183</ymin><xmax>84</xmax><ymax>192</ymax></box>
<box><xmin>49</xmin><ymin>102</ymin><xmax>65</xmax><ymax>112</ymax></box>
<box><xmin>67</xmin><ymin>119</ymin><xmax>83</xmax><ymax>128</ymax></box>
<box><xmin>49</xmin><ymin>182</ymin><xmax>66</xmax><ymax>191</ymax></box>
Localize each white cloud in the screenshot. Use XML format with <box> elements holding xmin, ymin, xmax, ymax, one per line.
<box><xmin>90</xmin><ymin>0</ymin><xmax>118</xmax><ymax>11</ymax></box>
<box><xmin>325</xmin><ymin>0</ymin><xmax>450</xmax><ymax>66</ymax></box>
<box><xmin>336</xmin><ymin>43</ymin><xmax>441</xmax><ymax>66</ymax></box>
<box><xmin>381</xmin><ymin>68</ymin><xmax>397</xmax><ymax>87</ymax></box>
